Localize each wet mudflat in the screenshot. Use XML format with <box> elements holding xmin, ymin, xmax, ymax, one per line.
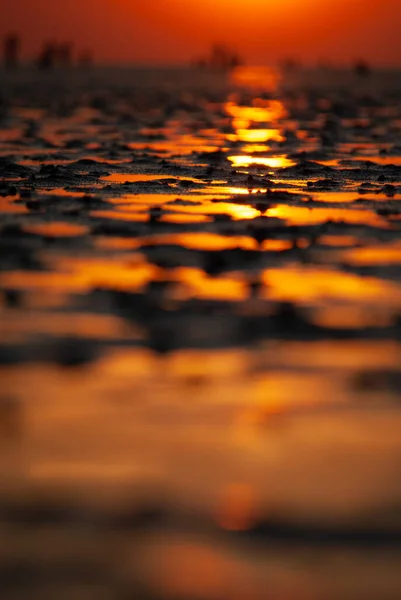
<box><xmin>0</xmin><ymin>65</ymin><xmax>401</xmax><ymax>599</ymax></box>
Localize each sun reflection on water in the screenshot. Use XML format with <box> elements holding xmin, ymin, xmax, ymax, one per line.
<box><xmin>225</xmin><ymin>100</ymin><xmax>286</xmax><ymax>124</ymax></box>
<box><xmin>228</xmin><ymin>155</ymin><xmax>295</xmax><ymax>169</ymax></box>
<box><xmin>227</xmin><ymin>128</ymin><xmax>284</xmax><ymax>144</ymax></box>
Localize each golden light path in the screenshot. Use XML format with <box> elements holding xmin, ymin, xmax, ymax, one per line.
<box><xmin>225</xmin><ymin>101</ymin><xmax>286</xmax><ymax>125</ymax></box>
<box><xmin>228</xmin><ymin>155</ymin><xmax>294</xmax><ymax>169</ymax></box>
<box><xmin>224</xmin><ymin>97</ymin><xmax>294</xmax><ymax>169</ymax></box>
<box><xmin>227</xmin><ymin>129</ymin><xmax>284</xmax><ymax>144</ymax></box>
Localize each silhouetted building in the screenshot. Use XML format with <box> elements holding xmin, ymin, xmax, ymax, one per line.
<box><xmin>37</xmin><ymin>42</ymin><xmax>57</xmax><ymax>70</ymax></box>
<box><xmin>57</xmin><ymin>43</ymin><xmax>73</xmax><ymax>67</ymax></box>
<box><xmin>354</xmin><ymin>60</ymin><xmax>372</xmax><ymax>79</ymax></box>
<box><xmin>281</xmin><ymin>57</ymin><xmax>301</xmax><ymax>73</ymax></box>
<box><xmin>193</xmin><ymin>44</ymin><xmax>242</xmax><ymax>71</ymax></box>
<box><xmin>3</xmin><ymin>33</ymin><xmax>20</xmax><ymax>70</ymax></box>
<box><xmin>210</xmin><ymin>44</ymin><xmax>242</xmax><ymax>70</ymax></box>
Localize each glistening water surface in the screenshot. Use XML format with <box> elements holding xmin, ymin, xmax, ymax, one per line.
<box><xmin>0</xmin><ymin>65</ymin><xmax>401</xmax><ymax>600</ymax></box>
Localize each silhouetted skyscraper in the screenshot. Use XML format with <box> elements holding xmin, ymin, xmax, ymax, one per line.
<box><xmin>37</xmin><ymin>42</ymin><xmax>57</xmax><ymax>70</ymax></box>
<box><xmin>3</xmin><ymin>33</ymin><xmax>20</xmax><ymax>69</ymax></box>
<box><xmin>354</xmin><ymin>60</ymin><xmax>372</xmax><ymax>79</ymax></box>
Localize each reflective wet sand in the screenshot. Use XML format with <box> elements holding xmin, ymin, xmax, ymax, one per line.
<box><xmin>0</xmin><ymin>65</ymin><xmax>400</xmax><ymax>599</ymax></box>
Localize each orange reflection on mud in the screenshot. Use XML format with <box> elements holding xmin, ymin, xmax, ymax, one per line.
<box><xmin>310</xmin><ymin>192</ymin><xmax>363</xmax><ymax>204</ymax></box>
<box><xmin>141</xmin><ymin>232</ymin><xmax>256</xmax><ymax>251</ymax></box>
<box><xmin>24</xmin><ymin>222</ymin><xmax>88</xmax><ymax>237</ymax></box>
<box><xmin>91</xmin><ymin>209</ymin><xmax>148</xmax><ymax>222</ymax></box>
<box><xmin>268</xmin><ymin>205</ymin><xmax>386</xmax><ymax>226</ymax></box>
<box><xmin>219</xmin><ymin>203</ymin><xmax>264</xmax><ymax>220</ymax></box>
<box><xmin>168</xmin><ymin>347</ymin><xmax>245</xmax><ymax>378</ymax></box>
<box><xmin>228</xmin><ymin>155</ymin><xmax>295</xmax><ymax>169</ymax></box>
<box><xmin>0</xmin><ymin>256</ymin><xmax>157</xmax><ymax>292</ymax></box>
<box><xmin>161</xmin><ymin>213</ymin><xmax>212</xmax><ymax>223</ymax></box>
<box><xmin>0</xmin><ymin>196</ymin><xmax>28</xmax><ymax>214</ymax></box>
<box><xmin>319</xmin><ymin>235</ymin><xmax>359</xmax><ymax>247</ymax></box>
<box><xmin>101</xmin><ymin>173</ymin><xmax>169</xmax><ymax>183</ymax></box>
<box><xmin>129</xmin><ymin>135</ymin><xmax>225</xmax><ymax>156</ymax></box>
<box><xmin>313</xmin><ymin>306</ymin><xmax>392</xmax><ymax>330</ymax></box>
<box><xmin>95</xmin><ymin>237</ymin><xmax>142</xmax><ymax>250</ymax></box>
<box><xmin>166</xmin><ymin>198</ymin><xmax>261</xmax><ymax>220</ymax></box>
<box><xmin>173</xmin><ymin>267</ymin><xmax>246</xmax><ymax>301</ymax></box>
<box><xmin>109</xmin><ymin>193</ymin><xmax>167</xmax><ymax>206</ymax></box>
<box><xmin>272</xmin><ymin>340</ymin><xmax>401</xmax><ymax>370</ymax></box>
<box><xmin>20</xmin><ymin>158</ymin><xmax>76</xmax><ymax>167</ymax></box>
<box><xmin>94</xmin><ymin>209</ymin><xmax>211</xmax><ymax>224</ymax></box>
<box><xmin>202</xmin><ymin>186</ymin><xmax>255</xmax><ymax>196</ymax></box>
<box><xmin>110</xmin><ymin>193</ymin><xmax>210</xmax><ymax>208</ymax></box>
<box><xmin>41</xmin><ymin>188</ymin><xmax>88</xmax><ymax>198</ymax></box>
<box><xmin>262</xmin><ymin>239</ymin><xmax>293</xmax><ymax>251</ymax></box>
<box><xmin>112</xmin><ymin>189</ymin><xmax>264</xmax><ymax>220</ymax></box>
<box><xmin>0</xmin><ymin>127</ymin><xmax>25</xmax><ymax>143</ymax></box>
<box><xmin>54</xmin><ymin>255</ymin><xmax>158</xmax><ymax>291</ymax></box>
<box><xmin>263</xmin><ymin>266</ymin><xmax>401</xmax><ymax>306</ymax></box>
<box><xmin>373</xmin><ymin>156</ymin><xmax>401</xmax><ymax>166</ymax></box>
<box><xmin>344</xmin><ymin>244</ymin><xmax>401</xmax><ymax>265</ymax></box>
<box><xmin>1</xmin><ymin>312</ymin><xmax>137</xmax><ymax>342</ymax></box>
<box><xmin>13</xmin><ymin>108</ymin><xmax>43</xmax><ymax>120</ymax></box>
<box><xmin>310</xmin><ymin>191</ymin><xmax>399</xmax><ymax>204</ymax></box>
<box><xmin>349</xmin><ymin>156</ymin><xmax>401</xmax><ymax>166</ymax></box>
<box><xmin>76</xmin><ymin>156</ymin><xmax>133</xmax><ymax>165</ymax></box>
<box><xmin>102</xmin><ymin>173</ymin><xmax>207</xmax><ymax>184</ymax></box>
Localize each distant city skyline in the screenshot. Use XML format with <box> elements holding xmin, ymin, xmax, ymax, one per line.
<box><xmin>2</xmin><ymin>0</ymin><xmax>401</xmax><ymax>66</ymax></box>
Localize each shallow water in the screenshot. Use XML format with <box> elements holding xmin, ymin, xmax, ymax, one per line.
<box><xmin>0</xmin><ymin>65</ymin><xmax>400</xmax><ymax>599</ymax></box>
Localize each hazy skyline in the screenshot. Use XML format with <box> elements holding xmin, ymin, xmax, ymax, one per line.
<box><xmin>2</xmin><ymin>0</ymin><xmax>401</xmax><ymax>66</ymax></box>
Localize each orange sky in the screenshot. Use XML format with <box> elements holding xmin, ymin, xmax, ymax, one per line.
<box><xmin>2</xmin><ymin>0</ymin><xmax>401</xmax><ymax>66</ymax></box>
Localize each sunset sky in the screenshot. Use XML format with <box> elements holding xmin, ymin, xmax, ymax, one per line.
<box><xmin>2</xmin><ymin>0</ymin><xmax>401</xmax><ymax>66</ymax></box>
